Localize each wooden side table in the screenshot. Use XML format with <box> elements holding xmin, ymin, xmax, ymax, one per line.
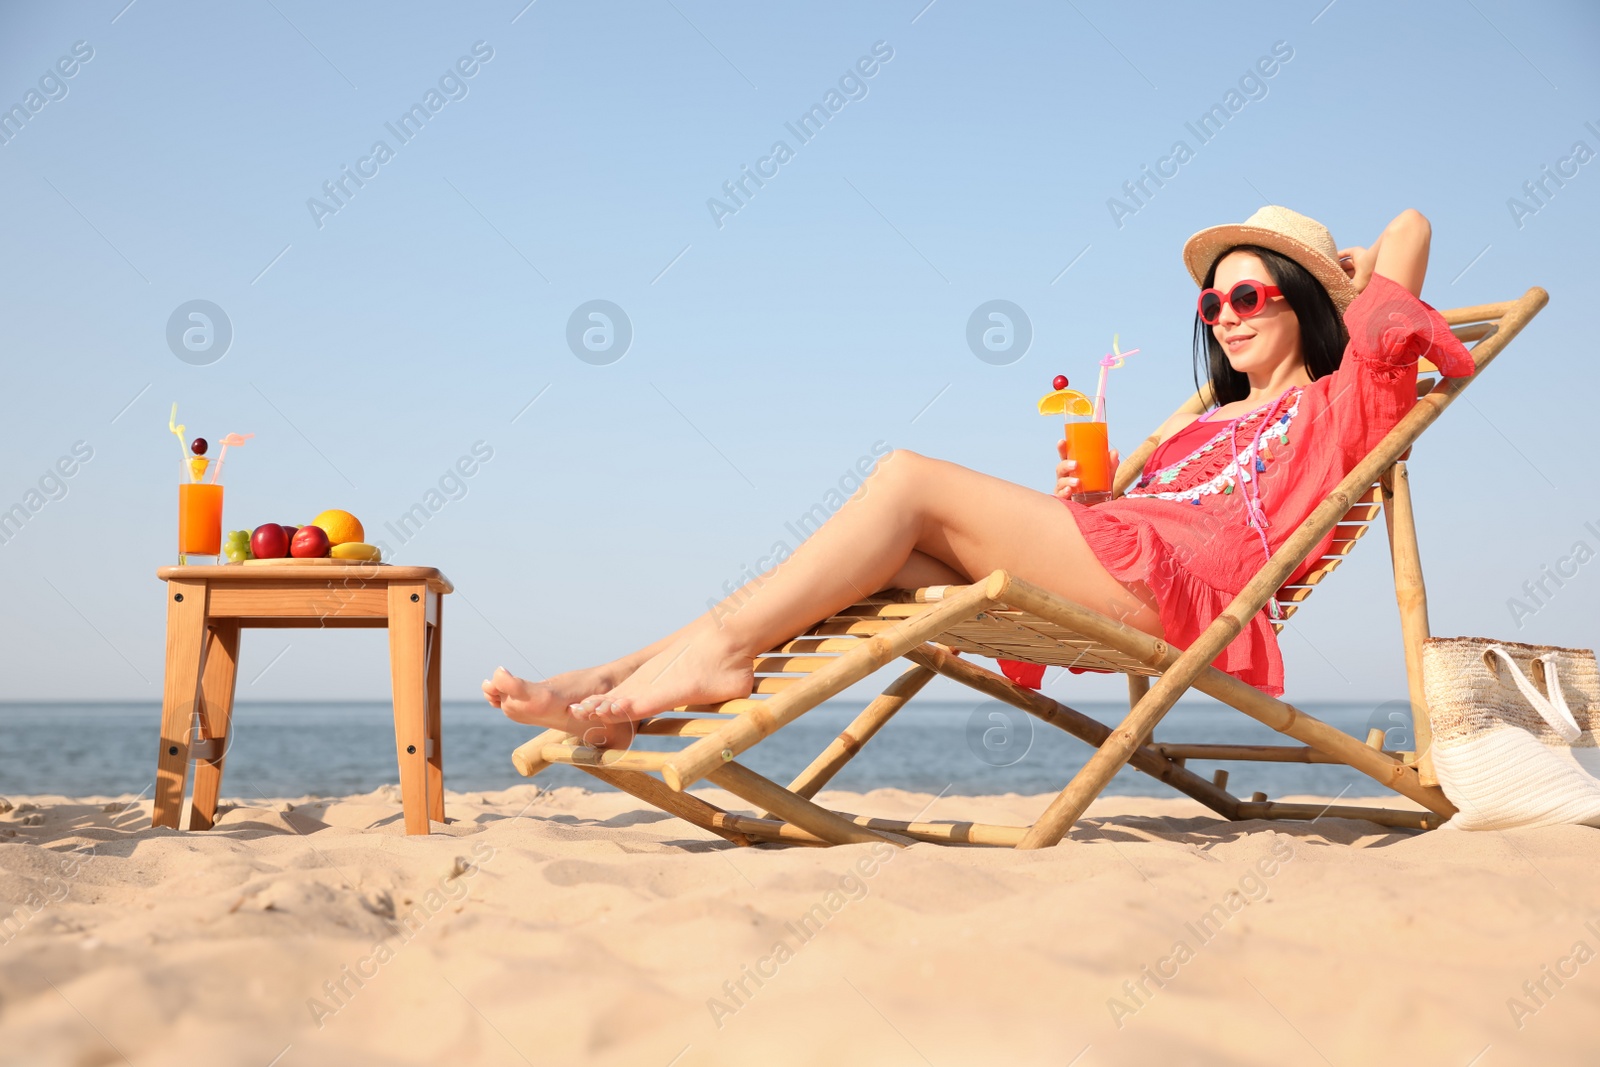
<box><xmin>153</xmin><ymin>563</ymin><xmax>454</xmax><ymax>835</ymax></box>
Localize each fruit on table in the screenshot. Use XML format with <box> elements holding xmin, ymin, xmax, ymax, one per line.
<box><xmin>250</xmin><ymin>523</ymin><xmax>290</xmax><ymax>560</ymax></box>
<box><xmin>223</xmin><ymin>529</ymin><xmax>254</xmax><ymax>563</ymax></box>
<box><xmin>310</xmin><ymin>509</ymin><xmax>364</xmax><ymax>546</ymax></box>
<box><xmin>290</xmin><ymin>525</ymin><xmax>331</xmax><ymax>558</ymax></box>
<box><xmin>330</xmin><ymin>542</ymin><xmax>382</xmax><ymax>562</ymax></box>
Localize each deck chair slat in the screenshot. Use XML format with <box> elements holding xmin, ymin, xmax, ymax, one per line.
<box><xmin>1448</xmin><ymin>322</ymin><xmax>1497</xmax><ymax>343</ymax></box>
<box><xmin>807</xmin><ymin>619</ymin><xmax>896</xmax><ymax>636</ymax></box>
<box><xmin>942</xmin><ymin>632</ymin><xmax>1160</xmax><ymax>674</ymax></box>
<box><xmin>774</xmin><ymin>636</ymin><xmax>870</xmax><ymax>654</ymax></box>
<box><xmin>830</xmin><ymin>603</ymin><xmax>932</xmax><ymax>620</ymax></box>
<box><xmin>1439</xmin><ymin>298</ymin><xmax>1516</xmax><ymax>324</ymax></box>
<box><xmin>1340</xmin><ymin>502</ymin><xmax>1383</xmax><ymax>522</ymax></box>
<box><xmin>958</xmin><ymin>615</ymin><xmax>1108</xmax><ymax>649</ymax></box>
<box><xmin>751</xmin><ymin>654</ymin><xmax>839</xmax><ymax>674</ymax></box>
<box><xmin>936</xmin><ymin>612</ymin><xmax>1149</xmax><ymax>671</ymax></box>
<box><xmin>538</xmin><ymin>743</ymin><xmax>670</xmax><ymax>771</ymax></box>
<box><xmin>976</xmin><ymin>628</ymin><xmax>1164</xmax><ymax>672</ymax></box>
<box><xmin>636</xmin><ymin>717</ymin><xmax>728</xmax><ymax>737</ymax></box>
<box><xmin>678</xmin><ymin>698</ymin><xmax>767</xmax><ymax>715</ymax></box>
<box><xmin>1285</xmin><ymin>557</ymin><xmax>1343</xmax><ymax>588</ymax></box>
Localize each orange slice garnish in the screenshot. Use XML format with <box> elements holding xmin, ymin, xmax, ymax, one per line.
<box><xmin>1037</xmin><ymin>389</ymin><xmax>1094</xmax><ymax>416</ymax></box>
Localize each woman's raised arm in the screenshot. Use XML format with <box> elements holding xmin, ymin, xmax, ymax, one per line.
<box><xmin>1336</xmin><ymin>208</ymin><xmax>1431</xmax><ymax>299</ymax></box>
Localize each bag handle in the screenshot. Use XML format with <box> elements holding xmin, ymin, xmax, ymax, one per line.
<box><xmin>1483</xmin><ymin>645</ymin><xmax>1583</xmax><ymax>742</ymax></box>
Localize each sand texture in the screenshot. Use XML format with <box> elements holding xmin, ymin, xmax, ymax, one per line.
<box><xmin>2</xmin><ymin>785</ymin><xmax>1597</xmax><ymax>1066</ymax></box>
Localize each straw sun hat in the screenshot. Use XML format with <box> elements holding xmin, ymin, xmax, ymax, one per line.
<box><xmin>1182</xmin><ymin>204</ymin><xmax>1359</xmax><ymax>314</ymax></box>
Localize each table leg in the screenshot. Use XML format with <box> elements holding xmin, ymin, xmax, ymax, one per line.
<box><xmin>425</xmin><ymin>595</ymin><xmax>445</xmax><ymax>824</ymax></box>
<box><xmin>388</xmin><ymin>582</ymin><xmax>431</xmax><ymax>835</ymax></box>
<box><xmin>189</xmin><ymin>622</ymin><xmax>241</xmax><ymax>831</ymax></box>
<box><xmin>154</xmin><ymin>579</ymin><xmax>209</xmax><ymax>829</ymax></box>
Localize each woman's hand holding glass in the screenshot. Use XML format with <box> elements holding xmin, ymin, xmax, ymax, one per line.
<box><xmin>1056</xmin><ymin>439</ymin><xmax>1120</xmax><ymax>500</ymax></box>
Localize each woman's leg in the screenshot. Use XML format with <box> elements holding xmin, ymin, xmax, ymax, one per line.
<box><xmin>886</xmin><ymin>549</ymin><xmax>970</xmax><ymax>589</ymax></box>
<box><xmin>482</xmin><ymin>549</ymin><xmax>964</xmax><ymax>723</ymax></box>
<box><xmin>493</xmin><ymin>449</ymin><xmax>1160</xmax><ymax>737</ymax></box>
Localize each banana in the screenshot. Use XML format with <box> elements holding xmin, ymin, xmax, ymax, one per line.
<box><xmin>330</xmin><ymin>542</ymin><xmax>382</xmax><ymax>562</ymax></box>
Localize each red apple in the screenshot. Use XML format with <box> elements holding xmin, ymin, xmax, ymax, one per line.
<box><xmin>250</xmin><ymin>523</ymin><xmax>289</xmax><ymax>560</ymax></box>
<box><xmin>290</xmin><ymin>525</ymin><xmax>331</xmax><ymax>558</ymax></box>
<box><xmin>281</xmin><ymin>525</ymin><xmax>299</xmax><ymax>542</ymax></box>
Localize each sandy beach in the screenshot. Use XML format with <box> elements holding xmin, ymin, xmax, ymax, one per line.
<box><xmin>2</xmin><ymin>786</ymin><xmax>1596</xmax><ymax>1066</ymax></box>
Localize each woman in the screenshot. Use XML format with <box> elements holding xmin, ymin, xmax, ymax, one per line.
<box><xmin>484</xmin><ymin>205</ymin><xmax>1474</xmax><ymax>745</ymax></box>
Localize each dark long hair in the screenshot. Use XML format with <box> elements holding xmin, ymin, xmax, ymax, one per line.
<box><xmin>1192</xmin><ymin>244</ymin><xmax>1348</xmax><ymax>406</ymax></box>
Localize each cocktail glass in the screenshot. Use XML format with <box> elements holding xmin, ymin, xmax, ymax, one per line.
<box><xmin>1066</xmin><ymin>396</ymin><xmax>1112</xmax><ymax>506</ymax></box>
<box><xmin>178</xmin><ymin>482</ymin><xmax>224</xmax><ymax>564</ymax></box>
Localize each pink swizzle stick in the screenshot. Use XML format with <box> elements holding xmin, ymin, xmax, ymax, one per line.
<box><xmin>1093</xmin><ymin>333</ymin><xmax>1141</xmax><ymax>411</ymax></box>
<box><xmin>208</xmin><ymin>433</ymin><xmax>254</xmax><ymax>485</ymax></box>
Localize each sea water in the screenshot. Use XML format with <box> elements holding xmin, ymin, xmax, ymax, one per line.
<box><xmin>0</xmin><ymin>699</ymin><xmax>1410</xmax><ymax>802</ymax></box>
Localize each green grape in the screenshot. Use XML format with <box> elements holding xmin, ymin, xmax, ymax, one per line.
<box><xmin>223</xmin><ymin>530</ymin><xmax>254</xmax><ymax>562</ymax></box>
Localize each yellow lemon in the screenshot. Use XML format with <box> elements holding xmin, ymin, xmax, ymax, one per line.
<box><xmin>310</xmin><ymin>509</ymin><xmax>364</xmax><ymax>546</ymax></box>
<box><xmin>330</xmin><ymin>542</ymin><xmax>382</xmax><ymax>562</ymax></box>
<box><xmin>1037</xmin><ymin>389</ymin><xmax>1094</xmax><ymax>417</ymax></box>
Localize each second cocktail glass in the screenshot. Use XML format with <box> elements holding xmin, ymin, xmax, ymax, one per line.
<box><xmin>178</xmin><ymin>482</ymin><xmax>224</xmax><ymax>564</ymax></box>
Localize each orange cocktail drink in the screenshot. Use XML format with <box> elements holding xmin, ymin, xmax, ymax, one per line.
<box><xmin>178</xmin><ymin>482</ymin><xmax>224</xmax><ymax>558</ymax></box>
<box><xmin>1065</xmin><ymin>397</ymin><xmax>1111</xmax><ymax>504</ymax></box>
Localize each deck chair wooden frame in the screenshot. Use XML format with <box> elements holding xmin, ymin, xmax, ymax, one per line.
<box><xmin>511</xmin><ymin>286</ymin><xmax>1548</xmax><ymax>849</ymax></box>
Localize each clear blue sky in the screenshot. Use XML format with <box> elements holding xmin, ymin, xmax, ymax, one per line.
<box><xmin>1</xmin><ymin>0</ymin><xmax>1595</xmax><ymax>707</ymax></box>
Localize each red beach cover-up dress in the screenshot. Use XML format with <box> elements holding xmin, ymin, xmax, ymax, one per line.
<box><xmin>999</xmin><ymin>272</ymin><xmax>1476</xmax><ymax>698</ymax></box>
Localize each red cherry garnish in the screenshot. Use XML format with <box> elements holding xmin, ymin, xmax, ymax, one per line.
<box><xmin>191</xmin><ymin>437</ymin><xmax>208</xmax><ymax>456</ymax></box>
<box><xmin>1052</xmin><ymin>375</ymin><xmax>1068</xmax><ymax>390</ymax></box>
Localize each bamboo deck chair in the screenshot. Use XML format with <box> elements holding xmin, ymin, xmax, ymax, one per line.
<box><xmin>511</xmin><ymin>286</ymin><xmax>1548</xmax><ymax>849</ymax></box>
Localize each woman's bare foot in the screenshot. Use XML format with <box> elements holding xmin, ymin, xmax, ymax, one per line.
<box><xmin>482</xmin><ymin>665</ymin><xmax>641</xmax><ymax>748</ymax></box>
<box><xmin>483</xmin><ymin>664</ymin><xmax>629</xmax><ymax>726</ymax></box>
<box><xmin>572</xmin><ymin>632</ymin><xmax>754</xmax><ymax>726</ymax></box>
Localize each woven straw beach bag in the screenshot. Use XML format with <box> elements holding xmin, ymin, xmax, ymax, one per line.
<box><xmin>1421</xmin><ymin>636</ymin><xmax>1600</xmax><ymax>831</ymax></box>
